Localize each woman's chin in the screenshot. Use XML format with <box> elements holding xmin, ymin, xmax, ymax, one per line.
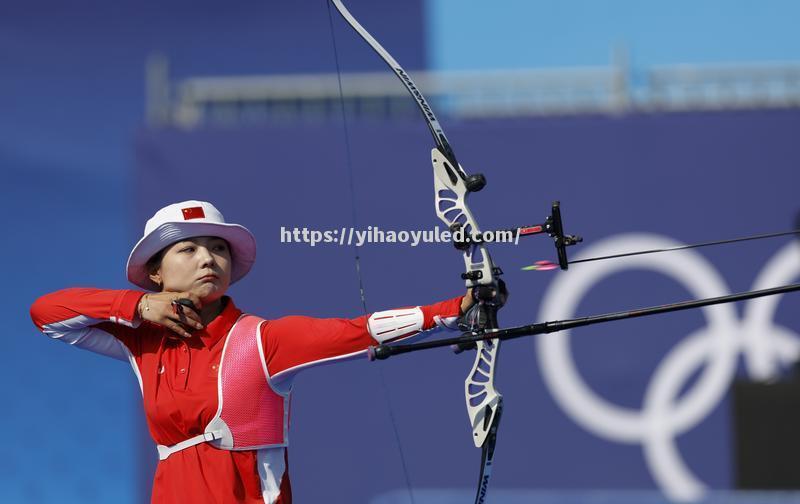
<box><xmin>195</xmin><ymin>283</ymin><xmax>227</xmax><ymax>300</ymax></box>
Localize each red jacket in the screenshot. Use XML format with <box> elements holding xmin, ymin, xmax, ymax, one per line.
<box><xmin>30</xmin><ymin>288</ymin><xmax>463</xmax><ymax>503</ymax></box>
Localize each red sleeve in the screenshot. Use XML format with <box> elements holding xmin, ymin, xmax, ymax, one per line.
<box><xmin>30</xmin><ymin>287</ymin><xmax>146</xmax><ymax>359</ymax></box>
<box><xmin>419</xmin><ymin>295</ymin><xmax>464</xmax><ymax>330</ymax></box>
<box><xmin>263</xmin><ymin>295</ymin><xmax>465</xmax><ymax>380</ymax></box>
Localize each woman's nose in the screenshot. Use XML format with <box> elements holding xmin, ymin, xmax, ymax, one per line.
<box><xmin>196</xmin><ymin>246</ymin><xmax>215</xmax><ymax>266</ymax></box>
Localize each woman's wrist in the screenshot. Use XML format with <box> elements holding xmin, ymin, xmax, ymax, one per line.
<box><xmin>460</xmin><ymin>289</ymin><xmax>475</xmax><ymax>315</ymax></box>
<box><xmin>137</xmin><ymin>293</ymin><xmax>150</xmax><ymax>321</ymax></box>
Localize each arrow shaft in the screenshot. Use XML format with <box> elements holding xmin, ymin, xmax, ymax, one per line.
<box><xmin>570</xmin><ymin>229</ymin><xmax>800</xmax><ymax>265</ymax></box>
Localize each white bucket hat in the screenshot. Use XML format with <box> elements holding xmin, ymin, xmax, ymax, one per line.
<box><xmin>126</xmin><ymin>200</ymin><xmax>257</xmax><ymax>291</ymax></box>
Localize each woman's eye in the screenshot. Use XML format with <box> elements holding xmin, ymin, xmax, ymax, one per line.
<box><xmin>181</xmin><ymin>247</ymin><xmax>194</xmax><ymax>253</ymax></box>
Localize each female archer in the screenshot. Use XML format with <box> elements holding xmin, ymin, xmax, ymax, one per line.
<box><xmin>30</xmin><ymin>200</ymin><xmax>474</xmax><ymax>504</ymax></box>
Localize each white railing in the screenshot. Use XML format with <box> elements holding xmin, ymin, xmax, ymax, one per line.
<box><xmin>646</xmin><ymin>62</ymin><xmax>800</xmax><ymax>111</ymax></box>
<box><xmin>145</xmin><ymin>54</ymin><xmax>800</xmax><ymax>128</ymax></box>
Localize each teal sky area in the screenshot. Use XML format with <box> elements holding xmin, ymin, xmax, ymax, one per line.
<box><xmin>427</xmin><ymin>0</ymin><xmax>800</xmax><ymax>70</ymax></box>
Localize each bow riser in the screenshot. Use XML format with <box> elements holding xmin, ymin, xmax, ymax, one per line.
<box><xmin>432</xmin><ymin>147</ymin><xmax>503</xmax><ymax>450</ymax></box>
<box><xmin>432</xmin><ymin>148</ymin><xmax>495</xmax><ymax>287</ymax></box>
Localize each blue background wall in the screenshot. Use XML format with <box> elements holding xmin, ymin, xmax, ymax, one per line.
<box><xmin>4</xmin><ymin>0</ymin><xmax>800</xmax><ymax>502</ymax></box>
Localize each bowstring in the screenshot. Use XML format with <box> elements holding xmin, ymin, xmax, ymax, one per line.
<box><xmin>325</xmin><ymin>2</ymin><xmax>416</xmax><ymax>502</ymax></box>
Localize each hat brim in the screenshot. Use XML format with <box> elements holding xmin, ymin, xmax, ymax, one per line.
<box><xmin>126</xmin><ymin>221</ymin><xmax>257</xmax><ymax>291</ymax></box>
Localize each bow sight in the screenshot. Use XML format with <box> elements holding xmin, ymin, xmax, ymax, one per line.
<box><xmin>450</xmin><ymin>200</ymin><xmax>583</xmax><ymax>271</ymax></box>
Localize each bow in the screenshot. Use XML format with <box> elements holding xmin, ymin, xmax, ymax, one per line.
<box><xmin>327</xmin><ymin>1</ymin><xmax>800</xmax><ymax>501</ymax></box>
<box><xmin>326</xmin><ymin>1</ymin><xmax>580</xmax><ymax>502</ymax></box>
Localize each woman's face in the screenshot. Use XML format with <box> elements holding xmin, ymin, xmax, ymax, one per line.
<box><xmin>149</xmin><ymin>236</ymin><xmax>232</xmax><ymax>302</ymax></box>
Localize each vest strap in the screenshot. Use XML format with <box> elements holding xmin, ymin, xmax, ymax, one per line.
<box><xmin>157</xmin><ymin>430</ymin><xmax>223</xmax><ymax>461</ymax></box>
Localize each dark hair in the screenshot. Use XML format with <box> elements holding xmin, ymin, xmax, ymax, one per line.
<box><xmin>145</xmin><ymin>247</ymin><xmax>167</xmax><ymax>277</ymax></box>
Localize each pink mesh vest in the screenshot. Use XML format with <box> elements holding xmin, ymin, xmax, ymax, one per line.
<box><xmin>156</xmin><ymin>314</ymin><xmax>289</xmax><ymax>461</ymax></box>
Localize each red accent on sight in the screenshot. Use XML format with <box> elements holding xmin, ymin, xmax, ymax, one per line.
<box><xmin>519</xmin><ymin>225</ymin><xmax>543</xmax><ymax>235</ymax></box>
<box><xmin>182</xmin><ymin>207</ymin><xmax>206</xmax><ymax>220</ymax></box>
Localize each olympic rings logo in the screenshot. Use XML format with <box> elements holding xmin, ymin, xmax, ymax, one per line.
<box><xmin>536</xmin><ymin>234</ymin><xmax>800</xmax><ymax>501</ymax></box>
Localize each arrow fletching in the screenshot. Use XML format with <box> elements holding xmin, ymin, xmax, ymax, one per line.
<box><xmin>521</xmin><ymin>260</ymin><xmax>558</xmax><ymax>271</ymax></box>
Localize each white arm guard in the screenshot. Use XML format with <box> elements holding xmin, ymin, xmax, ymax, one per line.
<box><xmin>367</xmin><ymin>307</ymin><xmax>425</xmax><ymax>343</ymax></box>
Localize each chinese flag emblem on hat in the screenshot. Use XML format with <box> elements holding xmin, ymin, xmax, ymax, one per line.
<box><xmin>182</xmin><ymin>206</ymin><xmax>206</xmax><ymax>220</ymax></box>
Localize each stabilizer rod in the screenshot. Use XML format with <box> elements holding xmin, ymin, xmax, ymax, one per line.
<box><xmin>368</xmin><ymin>282</ymin><xmax>800</xmax><ymax>360</ymax></box>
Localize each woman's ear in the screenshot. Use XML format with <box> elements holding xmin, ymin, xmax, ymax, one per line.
<box><xmin>145</xmin><ymin>247</ymin><xmax>167</xmax><ymax>289</ymax></box>
<box><xmin>149</xmin><ymin>271</ymin><xmax>162</xmax><ymax>287</ymax></box>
